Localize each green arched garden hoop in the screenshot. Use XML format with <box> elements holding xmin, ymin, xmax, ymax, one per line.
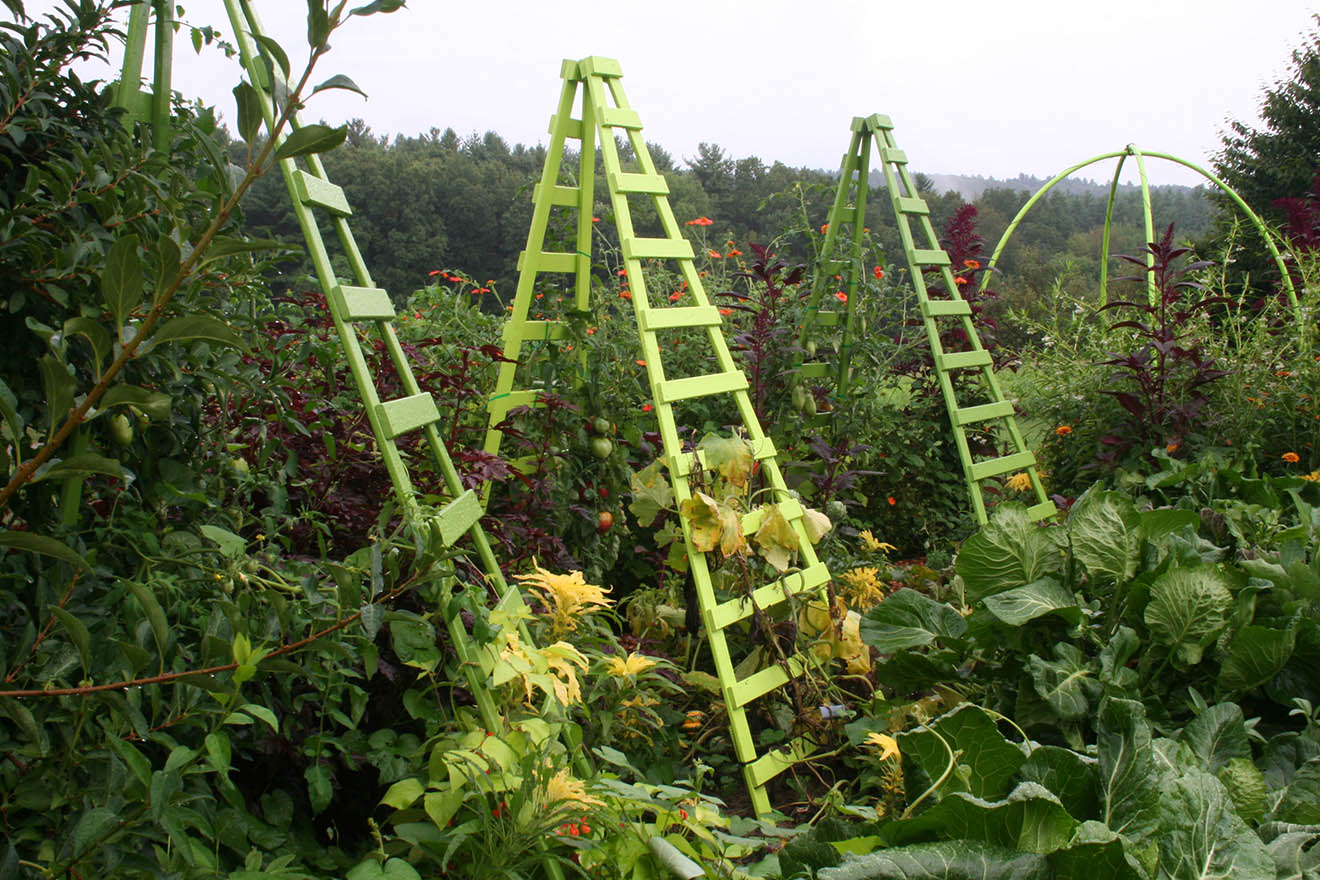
<box><xmin>984</xmin><ymin>146</ymin><xmax>1302</xmax><ymax>326</ymax></box>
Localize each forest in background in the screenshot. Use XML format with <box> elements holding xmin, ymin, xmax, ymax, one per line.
<box><xmin>234</xmin><ymin>119</ymin><xmax>1215</xmax><ymax>314</ymax></box>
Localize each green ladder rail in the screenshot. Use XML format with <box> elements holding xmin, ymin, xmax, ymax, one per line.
<box><xmin>798</xmin><ymin>118</ymin><xmax>872</xmax><ymax>399</ymax></box>
<box><xmin>220</xmin><ymin>0</ymin><xmax>546</xmax><ymax>742</ymax></box>
<box><xmin>483</xmin><ymin>56</ymin><xmax>835</xmax><ymax>817</ymax></box>
<box><xmin>864</xmin><ymin>114</ymin><xmax>1054</xmax><ymax>525</ymax></box>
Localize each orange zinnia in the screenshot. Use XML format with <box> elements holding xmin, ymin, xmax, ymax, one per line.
<box><xmin>1055</xmin><ymin>425</ymin><xmax>1073</xmax><ymax>436</ymax></box>
<box><xmin>1283</xmin><ymin>451</ymin><xmax>1300</xmax><ymax>463</ymax></box>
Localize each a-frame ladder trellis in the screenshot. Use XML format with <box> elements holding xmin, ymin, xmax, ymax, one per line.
<box><xmin>483</xmin><ymin>57</ymin><xmax>834</xmax><ymax>817</ymax></box>
<box><xmin>218</xmin><ymin>0</ymin><xmax>548</xmax><ymax>742</ymax></box>
<box><xmin>805</xmin><ymin>115</ymin><xmax>1055</xmax><ymax>525</ymax></box>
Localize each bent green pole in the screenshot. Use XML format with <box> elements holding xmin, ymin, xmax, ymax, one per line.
<box><xmin>984</xmin><ymin>150</ymin><xmax>1300</xmax><ymax>325</ymax></box>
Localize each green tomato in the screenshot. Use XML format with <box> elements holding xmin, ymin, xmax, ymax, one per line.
<box><xmin>589</xmin><ymin>437</ymin><xmax>614</xmax><ymax>460</ymax></box>
<box><xmin>592</xmin><ymin>416</ymin><xmax>613</xmax><ymax>436</ymax></box>
<box><xmin>108</xmin><ymin>413</ymin><xmax>134</xmax><ymax>447</ymax></box>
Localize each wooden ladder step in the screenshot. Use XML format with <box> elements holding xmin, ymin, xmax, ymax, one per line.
<box><xmin>543</xmin><ymin>184</ymin><xmax>580</xmax><ymax>206</ymax></box>
<box><xmin>430</xmin><ymin>490</ymin><xmax>483</xmax><ymax>547</ymax></box>
<box><xmin>1027</xmin><ymin>500</ymin><xmax>1059</xmax><ymax>521</ymax></box>
<box><xmin>330</xmin><ymin>285</ymin><xmax>394</xmax><ymax>321</ymax></box>
<box><xmin>487</xmin><ymin>389</ymin><xmax>539</xmax><ymax>421</ymax></box>
<box><xmin>937</xmin><ymin>349</ymin><xmax>993</xmax><ymax>371</ymax></box>
<box><xmin>968</xmin><ymin>450</ymin><xmax>1038</xmax><ymax>482</ymax></box>
<box><xmin>670</xmin><ymin>436</ymin><xmax>778</xmax><ymax>478</ymax></box>
<box><xmin>952</xmin><ymin>400</ymin><xmax>1015</xmax><ymax>426</ymax></box>
<box><xmin>517</xmin><ymin>320</ymin><xmax>569</xmax><ymax>341</ymax></box>
<box><xmin>656</xmin><ymin>371</ymin><xmax>748</xmax><ymax>405</ymax></box>
<box><xmin>746</xmin><ymin>735</ymin><xmax>817</xmax><ymax>788</ymax></box>
<box><xmin>598</xmin><ymin>107</ymin><xmax>642</xmax><ymax>129</ymax></box>
<box><xmin>622</xmin><ymin>236</ymin><xmax>694</xmax><ymax>261</ymax></box>
<box><xmin>922</xmin><ymin>300</ymin><xmax>973</xmax><ymax>318</ymax></box>
<box><xmin>639</xmin><ymin>305</ymin><xmax>721</xmax><ymax>332</ymax></box>
<box><xmin>517</xmin><ymin>250</ymin><xmax>577</xmax><ymax>273</ymax></box>
<box><xmin>728</xmin><ymin>650</ymin><xmax>811</xmax><ymax>710</ymax></box>
<box><xmin>377</xmin><ymin>393</ymin><xmax>441</xmax><ymax>439</ymax></box>
<box><xmin>895</xmin><ymin>196</ymin><xmax>929</xmax><ymax>215</ymax></box>
<box><xmin>709</xmin><ymin>563</ymin><xmax>831</xmax><ymax>630</ymax></box>
<box><xmin>799</xmin><ymin>362</ymin><xmax>831</xmax><ymax>379</ymax></box>
<box><xmin>610</xmin><ymin>171</ymin><xmax>669</xmax><ymax>195</ymax></box>
<box><xmin>293</xmin><ymin>170</ymin><xmax>351</xmax><ymax>216</ymax></box>
<box><xmin>881</xmin><ymin>147</ymin><xmax>907</xmax><ymax>164</ymax></box>
<box><xmin>913</xmin><ymin>249</ymin><xmax>952</xmax><ymax>266</ymax></box>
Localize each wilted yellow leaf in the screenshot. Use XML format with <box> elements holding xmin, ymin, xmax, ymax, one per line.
<box><xmin>753</xmin><ymin>503</ymin><xmax>798</xmax><ymax>572</ymax></box>
<box><xmin>679</xmin><ymin>492</ymin><xmax>724</xmax><ymax>553</ymax></box>
<box><xmin>698</xmin><ymin>432</ymin><xmax>755</xmax><ymax>489</ymax></box>
<box><xmin>802</xmin><ymin>507</ymin><xmax>832</xmax><ymax>544</ymax></box>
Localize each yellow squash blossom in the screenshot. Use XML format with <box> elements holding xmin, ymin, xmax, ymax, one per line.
<box><xmin>859</xmin><ymin>529</ymin><xmax>897</xmax><ymax>555</ymax></box>
<box><xmin>865</xmin><ymin>732</ymin><xmax>901</xmax><ymax>762</ymax></box>
<box><xmin>514</xmin><ymin>560</ymin><xmax>612</xmax><ymax>635</ymax></box>
<box><xmin>605</xmin><ymin>652</ymin><xmax>656</xmax><ymax>677</ymax></box>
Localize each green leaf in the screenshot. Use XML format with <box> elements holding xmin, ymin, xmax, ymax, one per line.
<box><xmin>197</xmin><ymin>235</ymin><xmax>283</xmax><ymax>264</ymax></box>
<box><xmin>818</xmin><ymin>840</ymin><xmax>1049</xmax><ymax>880</ymax></box>
<box><xmin>1155</xmin><ymin>764</ymin><xmax>1274</xmax><ymax>879</ymax></box>
<box><xmin>50</xmin><ymin>606</ymin><xmax>90</xmax><ymax>673</ymax></box>
<box><xmin>306</xmin><ymin>763</ymin><xmax>333</xmax><ymax>814</ymax></box>
<box><xmin>275</xmin><ymin>123</ymin><xmax>347</xmax><ymax>160</ymax></box>
<box><xmin>380</xmin><ymin>777</ymin><xmax>423</xmax><ymax>810</ymax></box>
<box><xmin>108</xmin><ymin>737</ymin><xmax>152</xmax><ymax>789</ymax></box>
<box><xmin>346</xmin><ymin>858</ymin><xmax>423</xmax><ymax>880</ymax></box>
<box><xmin>1136</xmin><ymin>508</ymin><xmax>1201</xmax><ymax>542</ymax></box>
<box><xmin>1067</xmin><ymin>487</ymin><xmax>1141</xmax><ymax>584</ymax></box>
<box><xmin>893</xmin><ymin>782</ymin><xmax>1078</xmax><ymax>854</ymax></box>
<box><xmin>306</xmin><ymin>0</ymin><xmax>331</xmax><ymax>47</ymax></box>
<box><xmin>39</xmin><ymin>353</ymin><xmax>74</xmax><ymax>433</ymax></box>
<box><xmin>1096</xmin><ymin>698</ymin><xmax>1163</xmax><ymax>840</ymax></box>
<box><xmin>1018</xmin><ymin>746</ymin><xmax>1099</xmax><ymax>821</ymax></box>
<box><xmin>1180</xmin><ymin>702</ymin><xmax>1250</xmax><ymax>773</ymax></box>
<box><xmin>73</xmin><ymin>806</ymin><xmax>120</xmax><ymax>855</ymax></box>
<box><xmin>1272</xmin><ymin>758</ymin><xmax>1320</xmax><ymax>825</ymax></box>
<box><xmin>62</xmin><ymin>317</ymin><xmax>111</xmax><ymax>375</ymax></box>
<box><xmin>311</xmin><ymin>73</ymin><xmax>367</xmax><ymax>99</ymax></box>
<box><xmin>1028</xmin><ymin>643</ymin><xmax>1102</xmax><ymax>720</ymax></box>
<box><xmin>33</xmin><ymin>453</ymin><xmax>126</xmax><ymax>483</ymax></box>
<box><xmin>254</xmin><ymin>34</ymin><xmax>291</xmax><ymax>78</ymax></box>
<box><xmin>388</xmin><ymin>615</ymin><xmax>440</xmax><ymax>672</ymax></box>
<box><xmin>628</xmin><ymin>460</ymin><xmax>673</xmax><ymax>527</ymax></box>
<box><xmin>149</xmin><ymin>769</ymin><xmax>182</xmax><ymax>823</ymax></box>
<box><xmin>153</xmin><ymin>234</ymin><xmax>182</xmax><ymax>304</ymax></box>
<box><xmin>1218</xmin><ymin>624</ymin><xmax>1296</xmax><ymax>692</ymax></box>
<box><xmin>1217</xmin><ymin>756</ymin><xmax>1268</xmax><ymax>824</ymax></box>
<box><xmin>896</xmin><ymin>704</ymin><xmax>1024</xmax><ymax>801</ymax></box>
<box><xmin>238</xmin><ymin>703</ymin><xmax>279</xmax><ymax>732</ymax></box>
<box><xmin>0</xmin><ymin>530</ymin><xmax>90</xmax><ymax>572</ymax></box>
<box><xmin>200</xmin><ymin>524</ymin><xmax>246</xmax><ymax>559</ymax></box>
<box><xmin>1047</xmin><ymin>821</ymin><xmax>1144</xmax><ymax>879</ymax></box>
<box><xmin>981</xmin><ymin>577</ymin><xmax>1081</xmax><ymax>626</ymax></box>
<box><xmin>859</xmin><ymin>588</ymin><xmax>968</xmax><ymax>653</ymax></box>
<box><xmin>955</xmin><ymin>503</ymin><xmax>1065</xmax><ymax>602</ymax></box>
<box><xmin>101</xmin><ymin>234</ymin><xmax>143</xmax><ymax>331</ymax></box>
<box><xmin>351</xmin><ymin>0</ymin><xmax>408</xmax><ymax>14</ymax></box>
<box><xmin>99</xmin><ymin>384</ymin><xmax>171</xmax><ymax>420</ymax></box>
<box><xmin>148</xmin><ymin>316</ymin><xmax>249</xmax><ymax>351</ymax></box>
<box><xmin>205</xmin><ymin>731</ymin><xmax>231</xmax><ymax>776</ymax></box>
<box><xmin>233</xmin><ymin>81</ymin><xmax>264</xmax><ymax>144</ymax></box>
<box><xmin>128</xmin><ymin>581</ymin><xmax>169</xmax><ymax>661</ymax></box>
<box><xmin>1144</xmin><ymin>565</ymin><xmax>1232</xmax><ymax>667</ymax></box>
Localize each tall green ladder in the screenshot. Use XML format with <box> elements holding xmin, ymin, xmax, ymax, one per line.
<box><xmin>859</xmin><ymin>114</ymin><xmax>1053</xmax><ymax>525</ymax></box>
<box><xmin>483</xmin><ymin>57</ymin><xmax>834</xmax><ymax>817</ymax></box>
<box><xmin>220</xmin><ymin>0</ymin><xmax>544</xmax><ymax>743</ymax></box>
<box><xmin>797</xmin><ymin>118</ymin><xmax>873</xmax><ymax>398</ymax></box>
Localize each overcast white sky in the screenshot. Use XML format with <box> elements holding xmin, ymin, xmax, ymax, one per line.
<box><xmin>13</xmin><ymin>0</ymin><xmax>1320</xmax><ymax>187</ymax></box>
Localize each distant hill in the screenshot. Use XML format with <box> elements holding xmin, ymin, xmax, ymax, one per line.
<box><xmin>866</xmin><ymin>170</ymin><xmax>1204</xmax><ymax>200</ymax></box>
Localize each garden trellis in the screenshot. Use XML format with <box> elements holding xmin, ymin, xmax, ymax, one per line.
<box><xmin>803</xmin><ymin>115</ymin><xmax>1055</xmax><ymax>525</ymax></box>
<box><xmin>481</xmin><ymin>56</ymin><xmax>836</xmax><ymax>816</ymax></box>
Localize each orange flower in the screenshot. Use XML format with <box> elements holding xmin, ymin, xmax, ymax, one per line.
<box><xmin>668</xmin><ymin>292</ymin><xmax>682</xmax><ymax>302</ymax></box>
<box><xmin>887</xmin><ymin>496</ymin><xmax>896</xmax><ymax>506</ymax></box>
<box><xmin>873</xmin><ymin>266</ymin><xmax>884</xmax><ymax>280</ymax></box>
<box><xmin>586</xmin><ymin>327</ymin><xmax>597</xmax><ymax>335</ymax></box>
<box><xmin>685</xmin><ymin>216</ymin><xmax>713</xmax><ymax>226</ymax></box>
<box><xmin>617</xmin><ymin>269</ymin><xmax>627</xmax><ymax>276</ymax></box>
<box><xmin>1055</xmin><ymin>425</ymin><xmax>1072</xmax><ymax>436</ymax></box>
<box><xmin>1282</xmin><ymin>451</ymin><xmax>1300</xmax><ymax>463</ymax></box>
<box><xmin>709</xmin><ymin>250</ymin><xmax>722</xmax><ymax>259</ymax></box>
<box><xmin>719</xmin><ymin>308</ymin><xmax>732</xmax><ymax>316</ymax></box>
<box><xmin>820</xmin><ymin>223</ymin><xmax>829</xmax><ymax>234</ymax></box>
<box><xmin>727</xmin><ymin>249</ymin><xmax>743</xmax><ymax>257</ymax></box>
<box><xmin>1166</xmin><ymin>440</ymin><xmax>1180</xmax><ymax>453</ymax></box>
<box><xmin>834</xmin><ymin>292</ymin><xmax>847</xmax><ymax>302</ymax></box>
<box><xmin>619</xmin><ymin>291</ymin><xmax>632</xmax><ymax>300</ymax></box>
<box><xmin>955</xmin><ymin>276</ymin><xmax>969</xmax><ymax>286</ymax></box>
<box><xmin>1276</xmin><ymin>370</ymin><xmax>1292</xmax><ymax>377</ymax></box>
<box><xmin>591</xmin><ymin>216</ymin><xmax>601</xmax><ymax>223</ymax></box>
<box><xmin>635</xmin><ymin>359</ymin><xmax>646</xmax><ymax>367</ymax></box>
<box><xmin>963</xmin><ymin>259</ymin><xmax>980</xmax><ymax>269</ymax></box>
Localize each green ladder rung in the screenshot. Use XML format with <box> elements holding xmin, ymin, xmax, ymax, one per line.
<box><xmin>293</xmin><ymin>169</ymin><xmax>351</xmax><ymax>216</ymax></box>
<box><xmin>598</xmin><ymin>107</ymin><xmax>642</xmax><ymax>129</ymax></box>
<box><xmin>881</xmin><ymin>147</ymin><xmax>907</xmax><ymax>164</ymax></box>
<box><xmin>953</xmin><ymin>400</ymin><xmax>1015</xmax><ymax>426</ymax></box>
<box><xmin>913</xmin><ymin>249</ymin><xmax>952</xmax><ymax>266</ymax></box>
<box><xmin>518</xmin><ymin>320</ymin><xmax>569</xmax><ymax>341</ymax></box>
<box><xmin>1027</xmin><ymin>500</ymin><xmax>1059</xmax><ymax>521</ymax></box>
<box><xmin>577</xmin><ymin>55</ymin><xmax>623</xmax><ymax>78</ymax></box>
<box><xmin>622</xmin><ymin>237</ymin><xmax>694</xmax><ymax>261</ymax></box>
<box><xmin>547</xmin><ymin>114</ymin><xmax>583</xmax><ymax>140</ymax></box>
<box><xmin>936</xmin><ymin>349</ymin><xmax>993</xmax><ymax>371</ymax></box>
<box><xmin>377</xmin><ymin>393</ymin><xmax>441</xmax><ymax>439</ymax></box>
<box><xmin>869</xmin><ymin>113</ymin><xmax>894</xmax><ymax>130</ymax></box>
<box><xmin>639</xmin><ymin>305</ymin><xmax>721</xmax><ymax>332</ymax></box>
<box><xmin>799</xmin><ymin>363</ymin><xmax>831</xmax><ymax>379</ymax></box>
<box><xmin>708</xmin><ymin>563</ymin><xmax>831</xmax><ymax>630</ymax></box>
<box><xmin>746</xmin><ymin>735</ymin><xmax>818</xmax><ymax>789</ymax></box>
<box><xmin>922</xmin><ymin>300</ymin><xmax>973</xmax><ymax>318</ymax></box>
<box><xmin>488</xmin><ymin>389</ymin><xmax>540</xmax><ymax>420</ymax></box>
<box><xmin>609</xmin><ymin>170</ymin><xmax>668</xmax><ymax>194</ymax></box>
<box><xmin>728</xmin><ymin>650</ymin><xmax>811</xmax><ymax>710</ymax></box>
<box><xmin>968</xmin><ymin>450</ymin><xmax>1038</xmax><ymax>482</ymax></box>
<box><xmin>431</xmin><ymin>490</ymin><xmax>484</xmax><ymax>547</ymax></box>
<box><xmin>544</xmin><ymin>184</ymin><xmax>579</xmax><ymax>206</ymax></box>
<box><xmin>895</xmin><ymin>196</ymin><xmax>929</xmax><ymax>215</ymax></box>
<box><xmin>656</xmin><ymin>371</ymin><xmax>748</xmax><ymax>404</ymax></box>
<box><xmin>330</xmin><ymin>285</ymin><xmax>395</xmax><ymax>321</ymax></box>
<box><xmin>740</xmin><ymin>497</ymin><xmax>804</xmax><ymax>535</ymax></box>
<box><xmin>517</xmin><ymin>250</ymin><xmax>577</xmax><ymax>273</ymax></box>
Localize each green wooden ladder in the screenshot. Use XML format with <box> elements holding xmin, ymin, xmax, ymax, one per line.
<box><xmin>483</xmin><ymin>57</ymin><xmax>835</xmax><ymax>817</ymax></box>
<box><xmin>221</xmin><ymin>0</ymin><xmax>541</xmax><ymax>739</ymax></box>
<box><xmin>817</xmin><ymin>115</ymin><xmax>1054</xmax><ymax>525</ymax></box>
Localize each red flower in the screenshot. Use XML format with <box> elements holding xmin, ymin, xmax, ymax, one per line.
<box><xmin>834</xmin><ymin>292</ymin><xmax>847</xmax><ymax>302</ymax></box>
<box><xmin>428</xmin><ymin>269</ymin><xmax>444</xmax><ymax>276</ymax></box>
<box><xmin>620</xmin><ymin>291</ymin><xmax>632</xmax><ymax>300</ymax></box>
<box><xmin>635</xmin><ymin>359</ymin><xmax>646</xmax><ymax>366</ymax></box>
<box><xmin>669</xmin><ymin>292</ymin><xmax>682</xmax><ymax>301</ymax></box>
<box><xmin>592</xmin><ymin>216</ymin><xmax>601</xmax><ymax>223</ymax></box>
<box><xmin>887</xmin><ymin>496</ymin><xmax>896</xmax><ymax>506</ymax></box>
<box><xmin>873</xmin><ymin>266</ymin><xmax>884</xmax><ymax>280</ymax></box>
<box><xmin>642</xmin><ymin>403</ymin><xmax>653</xmax><ymax>412</ymax></box>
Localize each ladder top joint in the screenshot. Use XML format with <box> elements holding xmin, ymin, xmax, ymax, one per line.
<box><xmin>577</xmin><ymin>56</ymin><xmax>623</xmax><ymax>78</ymax></box>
